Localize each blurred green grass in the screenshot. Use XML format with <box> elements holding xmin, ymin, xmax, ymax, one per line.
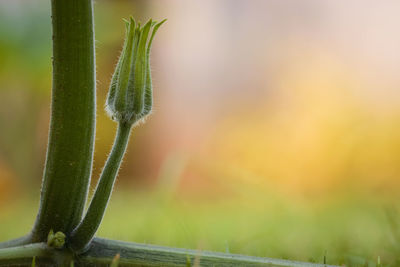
<box><xmin>1</xmin><ymin>182</ymin><xmax>399</xmax><ymax>266</ymax></box>
<box><xmin>1</xmin><ymin>2</ymin><xmax>400</xmax><ymax>267</ymax></box>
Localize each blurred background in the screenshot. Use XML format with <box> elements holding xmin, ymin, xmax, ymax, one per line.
<box><xmin>1</xmin><ymin>0</ymin><xmax>400</xmax><ymax>265</ymax></box>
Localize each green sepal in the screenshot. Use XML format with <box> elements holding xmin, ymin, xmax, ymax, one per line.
<box><xmin>106</xmin><ymin>17</ymin><xmax>165</xmax><ymax>125</ymax></box>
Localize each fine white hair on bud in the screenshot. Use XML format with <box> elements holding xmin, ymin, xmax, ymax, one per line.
<box><xmin>106</xmin><ymin>17</ymin><xmax>166</xmax><ymax>126</ymax></box>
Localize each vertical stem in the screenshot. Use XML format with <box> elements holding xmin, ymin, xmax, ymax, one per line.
<box><xmin>31</xmin><ymin>0</ymin><xmax>96</xmax><ymax>242</ymax></box>
<box><xmin>70</xmin><ymin>123</ymin><xmax>132</xmax><ymax>252</ymax></box>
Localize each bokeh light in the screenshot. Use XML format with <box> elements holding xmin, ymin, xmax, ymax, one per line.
<box><xmin>1</xmin><ymin>0</ymin><xmax>400</xmax><ymax>265</ymax></box>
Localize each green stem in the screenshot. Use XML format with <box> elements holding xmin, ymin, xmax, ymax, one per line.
<box><xmin>0</xmin><ymin>239</ymin><xmax>338</xmax><ymax>267</ymax></box>
<box><xmin>0</xmin><ymin>235</ymin><xmax>32</xmax><ymax>249</ymax></box>
<box><xmin>0</xmin><ymin>243</ymin><xmax>72</xmax><ymax>267</ymax></box>
<box><xmin>69</xmin><ymin>123</ymin><xmax>132</xmax><ymax>252</ymax></box>
<box><xmin>0</xmin><ymin>243</ymin><xmax>46</xmax><ymax>264</ymax></box>
<box><xmin>31</xmin><ymin>0</ymin><xmax>96</xmax><ymax>242</ymax></box>
<box><xmin>84</xmin><ymin>238</ymin><xmax>335</xmax><ymax>267</ymax></box>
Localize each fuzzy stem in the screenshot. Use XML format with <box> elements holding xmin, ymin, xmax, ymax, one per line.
<box><xmin>31</xmin><ymin>0</ymin><xmax>96</xmax><ymax>242</ymax></box>
<box><xmin>69</xmin><ymin>123</ymin><xmax>132</xmax><ymax>252</ymax></box>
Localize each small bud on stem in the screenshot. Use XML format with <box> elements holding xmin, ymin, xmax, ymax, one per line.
<box><xmin>47</xmin><ymin>230</ymin><xmax>66</xmax><ymax>249</ymax></box>
<box><xmin>69</xmin><ymin>17</ymin><xmax>165</xmax><ymax>253</ymax></box>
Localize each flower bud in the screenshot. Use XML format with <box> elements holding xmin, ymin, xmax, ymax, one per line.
<box><xmin>47</xmin><ymin>229</ymin><xmax>66</xmax><ymax>249</ymax></box>
<box><xmin>106</xmin><ymin>17</ymin><xmax>165</xmax><ymax>125</ymax></box>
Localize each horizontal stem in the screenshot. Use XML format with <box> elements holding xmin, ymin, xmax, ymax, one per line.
<box><xmin>0</xmin><ymin>243</ymin><xmax>72</xmax><ymax>266</ymax></box>
<box><xmin>82</xmin><ymin>238</ymin><xmax>336</xmax><ymax>267</ymax></box>
<box><xmin>0</xmin><ymin>235</ymin><xmax>32</xmax><ymax>249</ymax></box>
<box><xmin>0</xmin><ymin>239</ymin><xmax>338</xmax><ymax>267</ymax></box>
<box><xmin>0</xmin><ymin>243</ymin><xmax>47</xmax><ymax>259</ymax></box>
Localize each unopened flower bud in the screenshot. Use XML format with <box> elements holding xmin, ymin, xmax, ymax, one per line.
<box><xmin>47</xmin><ymin>229</ymin><xmax>66</xmax><ymax>249</ymax></box>
<box><xmin>106</xmin><ymin>17</ymin><xmax>165</xmax><ymax>125</ymax></box>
